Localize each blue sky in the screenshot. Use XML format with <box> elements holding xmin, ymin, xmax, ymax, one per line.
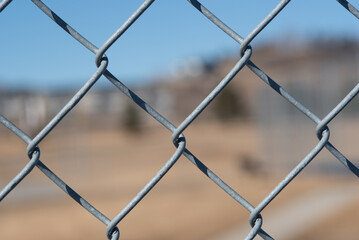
<box><xmin>0</xmin><ymin>0</ymin><xmax>358</xmax><ymax>90</ymax></box>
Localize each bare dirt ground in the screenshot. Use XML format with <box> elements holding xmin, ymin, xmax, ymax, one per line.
<box><xmin>290</xmin><ymin>187</ymin><xmax>359</xmax><ymax>240</ymax></box>
<box><xmin>211</xmin><ymin>183</ymin><xmax>359</xmax><ymax>240</ymax></box>
<box><xmin>0</xmin><ymin>121</ymin><xmax>357</xmax><ymax>240</ymax></box>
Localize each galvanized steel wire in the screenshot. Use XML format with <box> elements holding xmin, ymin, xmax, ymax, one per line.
<box><xmin>1</xmin><ymin>0</ymin><xmax>359</xmax><ymax>239</ymax></box>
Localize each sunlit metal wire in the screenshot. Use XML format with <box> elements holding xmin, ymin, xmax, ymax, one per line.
<box><xmin>0</xmin><ymin>0</ymin><xmax>358</xmax><ymax>239</ymax></box>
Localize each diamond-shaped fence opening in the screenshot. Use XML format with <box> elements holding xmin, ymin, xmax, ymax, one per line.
<box><xmin>0</xmin><ymin>0</ymin><xmax>359</xmax><ymax>239</ymax></box>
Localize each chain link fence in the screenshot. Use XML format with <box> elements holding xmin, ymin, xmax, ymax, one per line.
<box><xmin>1</xmin><ymin>0</ymin><xmax>358</xmax><ymax>239</ymax></box>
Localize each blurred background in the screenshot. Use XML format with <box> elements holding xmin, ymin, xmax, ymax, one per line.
<box><xmin>0</xmin><ymin>0</ymin><xmax>359</xmax><ymax>239</ymax></box>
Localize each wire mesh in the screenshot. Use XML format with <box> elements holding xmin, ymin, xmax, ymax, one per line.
<box><xmin>1</xmin><ymin>0</ymin><xmax>359</xmax><ymax>239</ymax></box>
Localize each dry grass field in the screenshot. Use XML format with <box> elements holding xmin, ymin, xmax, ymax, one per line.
<box><xmin>0</xmin><ymin>120</ymin><xmax>358</xmax><ymax>240</ymax></box>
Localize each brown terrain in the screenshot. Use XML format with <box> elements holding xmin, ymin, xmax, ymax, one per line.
<box><xmin>0</xmin><ymin>121</ymin><xmax>358</xmax><ymax>240</ymax></box>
